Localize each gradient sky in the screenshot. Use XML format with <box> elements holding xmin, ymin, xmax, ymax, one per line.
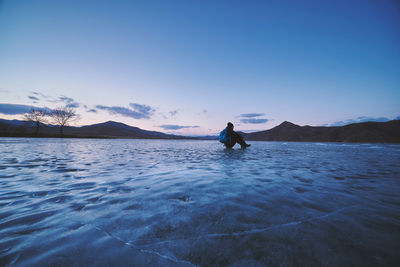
<box><xmin>1</xmin><ymin>0</ymin><xmax>399</xmax><ymax>135</ymax></box>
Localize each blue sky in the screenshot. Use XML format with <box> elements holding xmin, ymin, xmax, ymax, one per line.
<box><xmin>1</xmin><ymin>0</ymin><xmax>399</xmax><ymax>135</ymax></box>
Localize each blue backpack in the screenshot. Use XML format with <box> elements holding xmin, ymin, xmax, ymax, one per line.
<box><xmin>219</xmin><ymin>128</ymin><xmax>231</xmax><ymax>144</ymax></box>
<box><xmin>219</xmin><ymin>128</ymin><xmax>226</xmax><ymax>143</ymax></box>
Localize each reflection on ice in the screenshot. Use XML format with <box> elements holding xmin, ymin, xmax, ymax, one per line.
<box><xmin>0</xmin><ymin>138</ymin><xmax>399</xmax><ymax>266</ymax></box>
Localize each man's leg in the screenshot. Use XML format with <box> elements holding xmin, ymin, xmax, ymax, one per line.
<box><xmin>233</xmin><ymin>131</ymin><xmax>250</xmax><ymax>148</ymax></box>
<box><xmin>225</xmin><ymin>138</ymin><xmax>236</xmax><ymax>148</ymax></box>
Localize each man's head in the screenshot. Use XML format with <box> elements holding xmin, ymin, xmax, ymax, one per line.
<box><xmin>227</xmin><ymin>122</ymin><xmax>234</xmax><ymax>129</ymax></box>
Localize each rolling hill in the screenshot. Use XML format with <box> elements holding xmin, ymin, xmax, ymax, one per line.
<box><xmin>0</xmin><ymin>119</ymin><xmax>187</xmax><ymax>139</ymax></box>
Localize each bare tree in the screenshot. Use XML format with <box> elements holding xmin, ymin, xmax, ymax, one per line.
<box><xmin>50</xmin><ymin>106</ymin><xmax>78</xmax><ymax>136</ymax></box>
<box><xmin>23</xmin><ymin>108</ymin><xmax>49</xmax><ymax>136</ymax></box>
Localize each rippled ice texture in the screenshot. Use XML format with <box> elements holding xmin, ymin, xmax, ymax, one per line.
<box><xmin>0</xmin><ymin>138</ymin><xmax>399</xmax><ymax>266</ymax></box>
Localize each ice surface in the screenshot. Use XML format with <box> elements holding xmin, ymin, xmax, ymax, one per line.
<box><xmin>0</xmin><ymin>138</ymin><xmax>399</xmax><ymax>266</ymax></box>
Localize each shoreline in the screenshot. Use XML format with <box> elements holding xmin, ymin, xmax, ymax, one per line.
<box><xmin>1</xmin><ymin>135</ymin><xmax>400</xmax><ymax>144</ymax></box>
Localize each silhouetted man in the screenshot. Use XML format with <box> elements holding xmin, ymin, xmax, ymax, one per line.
<box><xmin>219</xmin><ymin>122</ymin><xmax>251</xmax><ymax>149</ymax></box>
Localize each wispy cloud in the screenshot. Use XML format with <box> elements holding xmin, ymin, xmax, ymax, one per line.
<box><xmin>58</xmin><ymin>96</ymin><xmax>74</xmax><ymax>102</ymax></box>
<box><xmin>159</xmin><ymin>109</ymin><xmax>179</xmax><ymax>120</ymax></box>
<box><xmin>57</xmin><ymin>96</ymin><xmax>80</xmax><ymax>108</ymax></box>
<box><xmin>30</xmin><ymin>91</ymin><xmax>51</xmax><ymax>101</ymax></box>
<box><xmin>82</xmin><ymin>104</ymin><xmax>98</xmax><ymax>113</ymax></box>
<box><xmin>31</xmin><ymin>91</ymin><xmax>43</xmax><ymax>96</ymax></box>
<box><xmin>238</xmin><ymin>113</ymin><xmax>269</xmax><ymax>124</ymax></box>
<box><xmin>29</xmin><ymin>92</ymin><xmax>81</xmax><ymax>108</ymax></box>
<box><xmin>158</xmin><ymin>124</ymin><xmax>199</xmax><ymax>130</ymax></box>
<box><xmin>96</xmin><ymin>103</ymin><xmax>154</xmax><ymax>119</ymax></box>
<box><xmin>240</xmin><ymin>118</ymin><xmax>269</xmax><ymax>124</ymax></box>
<box><xmin>129</xmin><ymin>103</ymin><xmax>154</xmax><ymax>118</ymax></box>
<box><xmin>169</xmin><ymin>110</ymin><xmax>178</xmax><ymax>117</ymax></box>
<box><xmin>323</xmin><ymin>116</ymin><xmax>396</xmax><ymax>126</ymax></box>
<box><xmin>239</xmin><ymin>113</ymin><xmax>265</xmax><ymax>118</ymax></box>
<box><xmin>28</xmin><ymin>96</ymin><xmax>40</xmax><ymax>101</ymax></box>
<box><xmin>66</xmin><ymin>103</ymin><xmax>80</xmax><ymax>108</ymax></box>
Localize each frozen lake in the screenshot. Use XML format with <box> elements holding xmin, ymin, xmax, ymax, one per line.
<box><xmin>0</xmin><ymin>138</ymin><xmax>399</xmax><ymax>266</ymax></box>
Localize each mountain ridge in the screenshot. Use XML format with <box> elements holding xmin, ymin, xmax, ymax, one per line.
<box><xmin>0</xmin><ymin>119</ymin><xmax>188</xmax><ymax>139</ymax></box>
<box><xmin>0</xmin><ymin>119</ymin><xmax>399</xmax><ymax>143</ymax></box>
<box><xmin>242</xmin><ymin>120</ymin><xmax>400</xmax><ymax>143</ymax></box>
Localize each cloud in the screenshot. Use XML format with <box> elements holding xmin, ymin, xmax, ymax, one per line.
<box><xmin>159</xmin><ymin>109</ymin><xmax>179</xmax><ymax>120</ymax></box>
<box><xmin>87</xmin><ymin>103</ymin><xmax>154</xmax><ymax>117</ymax></box>
<box><xmin>129</xmin><ymin>103</ymin><xmax>154</xmax><ymax>115</ymax></box>
<box><xmin>0</xmin><ymin>103</ymin><xmax>52</xmax><ymax>115</ymax></box>
<box><xmin>96</xmin><ymin>104</ymin><xmax>154</xmax><ymax>119</ymax></box>
<box><xmin>239</xmin><ymin>113</ymin><xmax>265</xmax><ymax>118</ymax></box>
<box><xmin>28</xmin><ymin>96</ymin><xmax>40</xmax><ymax>101</ymax></box>
<box><xmin>66</xmin><ymin>102</ymin><xmax>80</xmax><ymax>108</ymax></box>
<box><xmin>58</xmin><ymin>96</ymin><xmax>80</xmax><ymax>108</ymax></box>
<box><xmin>0</xmin><ymin>104</ymin><xmax>33</xmax><ymax>115</ymax></box>
<box><xmin>158</xmin><ymin>124</ymin><xmax>199</xmax><ymax>130</ymax></box>
<box><xmin>129</xmin><ymin>103</ymin><xmax>155</xmax><ymax>119</ymax></box>
<box><xmin>169</xmin><ymin>110</ymin><xmax>178</xmax><ymax>117</ymax></box>
<box><xmin>30</xmin><ymin>91</ymin><xmax>51</xmax><ymax>100</ymax></box>
<box><xmin>237</xmin><ymin>112</ymin><xmax>269</xmax><ymax>124</ymax></box>
<box><xmin>31</xmin><ymin>91</ymin><xmax>42</xmax><ymax>96</ymax></box>
<box><xmin>240</xmin><ymin>118</ymin><xmax>269</xmax><ymax>124</ymax></box>
<box><xmin>29</xmin><ymin>92</ymin><xmax>81</xmax><ymax>108</ymax></box>
<box><xmin>58</xmin><ymin>96</ymin><xmax>74</xmax><ymax>102</ymax></box>
<box><xmin>82</xmin><ymin>104</ymin><xmax>98</xmax><ymax>113</ymax></box>
<box><xmin>325</xmin><ymin>116</ymin><xmax>394</xmax><ymax>126</ymax></box>
<box><xmin>82</xmin><ymin>104</ymin><xmax>97</xmax><ymax>113</ymax></box>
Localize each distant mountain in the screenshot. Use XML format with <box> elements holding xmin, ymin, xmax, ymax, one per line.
<box><xmin>243</xmin><ymin>120</ymin><xmax>400</xmax><ymax>143</ymax></box>
<box><xmin>0</xmin><ymin>119</ymin><xmax>26</xmax><ymax>126</ymax></box>
<box><xmin>1</xmin><ymin>118</ymin><xmax>400</xmax><ymax>143</ymax></box>
<box><xmin>0</xmin><ymin>119</ymin><xmax>188</xmax><ymax>139</ymax></box>
<box><xmin>64</xmin><ymin>121</ymin><xmax>186</xmax><ymax>139</ymax></box>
